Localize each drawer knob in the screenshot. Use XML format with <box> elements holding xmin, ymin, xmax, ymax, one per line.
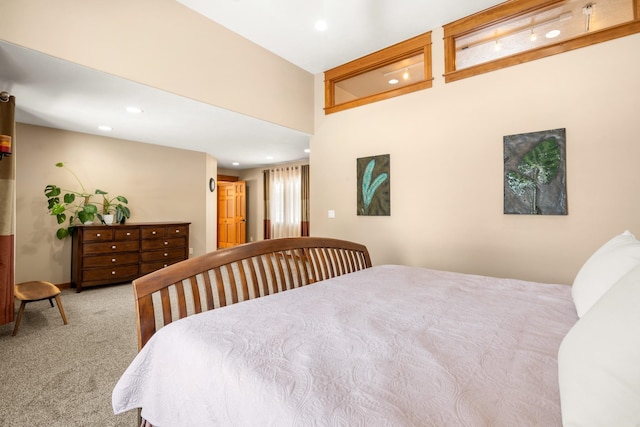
<box><xmin>126</xmin><ymin>232</ymin><xmax>131</xmax><ymax>236</ymax></box>
<box><xmin>111</xmin><ymin>258</ymin><xmax>116</xmax><ymax>263</ymax></box>
<box><xmin>175</xmin><ymin>229</ymin><xmax>180</xmax><ymax>233</ymax></box>
<box><xmin>164</xmin><ymin>253</ymin><xmax>168</xmax><ymax>257</ymax></box>
<box><xmin>164</xmin><ymin>241</ymin><xmax>168</xmax><ymax>245</ymax></box>
<box><xmin>97</xmin><ymin>233</ymin><xmax>101</xmax><ymax>237</ymax></box>
<box><xmin>163</xmin><ymin>264</ymin><xmax>168</xmax><ymax>268</ymax></box>
<box><xmin>152</xmin><ymin>231</ymin><xmax>157</xmax><ymax>235</ymax></box>
<box><xmin>112</xmin><ymin>245</ymin><xmax>116</xmax><ymax>249</ymax></box>
<box><xmin>111</xmin><ymin>271</ymin><xmax>116</xmax><ymax>275</ymax></box>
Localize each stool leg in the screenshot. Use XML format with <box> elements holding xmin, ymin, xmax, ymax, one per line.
<box><xmin>48</xmin><ymin>298</ymin><xmax>54</xmax><ymax>308</ymax></box>
<box><xmin>54</xmin><ymin>294</ymin><xmax>68</xmax><ymax>325</ymax></box>
<box><xmin>12</xmin><ymin>301</ymin><xmax>27</xmax><ymax>336</ymax></box>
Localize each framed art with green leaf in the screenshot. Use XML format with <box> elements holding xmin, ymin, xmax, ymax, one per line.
<box><xmin>357</xmin><ymin>154</ymin><xmax>390</xmax><ymax>216</ymax></box>
<box><xmin>504</xmin><ymin>128</ymin><xmax>567</xmax><ymax>215</ymax></box>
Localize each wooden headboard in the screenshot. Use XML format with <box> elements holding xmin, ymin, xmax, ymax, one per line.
<box><xmin>132</xmin><ymin>237</ymin><xmax>372</xmax><ymax>350</ymax></box>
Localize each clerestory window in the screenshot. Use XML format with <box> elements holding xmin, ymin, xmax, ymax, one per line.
<box><xmin>443</xmin><ymin>0</ymin><xmax>640</xmax><ymax>83</ymax></box>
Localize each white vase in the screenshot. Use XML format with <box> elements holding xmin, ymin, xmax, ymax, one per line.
<box><xmin>103</xmin><ymin>214</ymin><xmax>114</xmax><ymax>225</ymax></box>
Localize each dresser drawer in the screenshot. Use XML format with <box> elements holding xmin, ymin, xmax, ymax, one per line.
<box><xmin>166</xmin><ymin>225</ymin><xmax>188</xmax><ymax>237</ymax></box>
<box><xmin>83</xmin><ymin>240</ymin><xmax>140</xmax><ymax>255</ymax></box>
<box><xmin>82</xmin><ymin>228</ymin><xmax>114</xmax><ymax>242</ymax></box>
<box><xmin>140</xmin><ymin>259</ymin><xmax>183</xmax><ymax>275</ymax></box>
<box><xmin>141</xmin><ymin>225</ymin><xmax>189</xmax><ymax>239</ymax></box>
<box><xmin>141</xmin><ymin>226</ymin><xmax>166</xmax><ymax>239</ymax></box>
<box><xmin>141</xmin><ymin>237</ymin><xmax>186</xmax><ymax>251</ymax></box>
<box><xmin>82</xmin><ymin>264</ymin><xmax>139</xmax><ymax>282</ymax></box>
<box><xmin>140</xmin><ymin>247</ymin><xmax>186</xmax><ymax>262</ymax></box>
<box><xmin>115</xmin><ymin>228</ymin><xmax>140</xmax><ymax>241</ymax></box>
<box><xmin>82</xmin><ymin>253</ymin><xmax>140</xmax><ymax>268</ymax></box>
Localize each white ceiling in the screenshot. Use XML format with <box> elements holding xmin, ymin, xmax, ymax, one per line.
<box><xmin>178</xmin><ymin>0</ymin><xmax>504</xmax><ymax>74</ymax></box>
<box><xmin>0</xmin><ymin>0</ymin><xmax>503</xmax><ymax>170</ymax></box>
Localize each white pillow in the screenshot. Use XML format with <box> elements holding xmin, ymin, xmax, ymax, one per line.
<box><xmin>558</xmin><ymin>263</ymin><xmax>640</xmax><ymax>427</ymax></box>
<box><xmin>571</xmin><ymin>230</ymin><xmax>640</xmax><ymax>317</ymax></box>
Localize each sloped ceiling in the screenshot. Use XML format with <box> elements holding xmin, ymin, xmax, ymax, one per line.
<box><xmin>0</xmin><ymin>0</ymin><xmax>503</xmax><ymax>169</ymax></box>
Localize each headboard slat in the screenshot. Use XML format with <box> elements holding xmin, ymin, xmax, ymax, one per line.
<box><xmin>159</xmin><ymin>288</ymin><xmax>172</xmax><ymax>326</ymax></box>
<box><xmin>213</xmin><ymin>268</ymin><xmax>226</xmax><ymax>308</ymax></box>
<box><xmin>201</xmin><ymin>271</ymin><xmax>214</xmax><ymax>311</ymax></box>
<box><xmin>189</xmin><ymin>276</ymin><xmax>202</xmax><ymax>314</ymax></box>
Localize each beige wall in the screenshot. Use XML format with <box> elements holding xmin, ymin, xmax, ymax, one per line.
<box><xmin>0</xmin><ymin>0</ymin><xmax>313</xmax><ymax>134</ymax></box>
<box><xmin>311</xmin><ymin>28</ymin><xmax>640</xmax><ymax>285</ymax></box>
<box><xmin>15</xmin><ymin>124</ymin><xmax>214</xmax><ymax>285</ymax></box>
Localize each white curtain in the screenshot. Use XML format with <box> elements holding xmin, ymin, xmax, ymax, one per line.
<box><xmin>269</xmin><ymin>166</ymin><xmax>301</xmax><ymax>238</ymax></box>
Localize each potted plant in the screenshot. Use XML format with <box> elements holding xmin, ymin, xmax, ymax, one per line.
<box><xmin>96</xmin><ymin>190</ymin><xmax>130</xmax><ymax>225</ymax></box>
<box><xmin>44</xmin><ymin>162</ymin><xmax>131</xmax><ymax>239</ymax></box>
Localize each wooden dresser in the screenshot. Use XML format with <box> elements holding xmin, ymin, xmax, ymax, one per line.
<box><xmin>71</xmin><ymin>222</ymin><xmax>190</xmax><ymax>292</ymax></box>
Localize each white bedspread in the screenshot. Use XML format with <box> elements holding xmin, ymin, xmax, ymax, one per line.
<box><xmin>112</xmin><ymin>265</ymin><xmax>577</xmax><ymax>426</ymax></box>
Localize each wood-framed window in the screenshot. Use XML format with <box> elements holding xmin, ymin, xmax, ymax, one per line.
<box><xmin>444</xmin><ymin>0</ymin><xmax>640</xmax><ymax>83</ymax></box>
<box><xmin>324</xmin><ymin>32</ymin><xmax>432</xmax><ymax>114</ymax></box>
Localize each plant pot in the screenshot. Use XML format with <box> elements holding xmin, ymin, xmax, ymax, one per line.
<box><xmin>103</xmin><ymin>214</ymin><xmax>114</xmax><ymax>225</ymax></box>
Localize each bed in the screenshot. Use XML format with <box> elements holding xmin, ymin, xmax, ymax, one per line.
<box><xmin>112</xmin><ymin>234</ymin><xmax>640</xmax><ymax>427</ymax></box>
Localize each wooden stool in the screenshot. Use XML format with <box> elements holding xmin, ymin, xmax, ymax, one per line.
<box><xmin>13</xmin><ymin>281</ymin><xmax>68</xmax><ymax>336</ymax></box>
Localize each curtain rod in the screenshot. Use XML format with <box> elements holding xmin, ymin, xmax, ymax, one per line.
<box><xmin>0</xmin><ymin>91</ymin><xmax>11</xmax><ymax>102</ymax></box>
<box><xmin>263</xmin><ymin>165</ymin><xmax>301</xmax><ymax>173</ymax></box>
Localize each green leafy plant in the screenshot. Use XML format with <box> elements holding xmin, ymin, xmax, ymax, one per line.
<box><xmin>44</xmin><ymin>162</ymin><xmax>130</xmax><ymax>239</ymax></box>
<box><xmin>506</xmin><ymin>137</ymin><xmax>561</xmax><ymax>214</ymax></box>
<box><xmin>96</xmin><ymin>191</ymin><xmax>130</xmax><ymax>224</ymax></box>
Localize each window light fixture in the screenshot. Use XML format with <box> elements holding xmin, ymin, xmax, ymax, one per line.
<box><xmin>384</xmin><ymin>61</ymin><xmax>424</xmax><ymax>85</ymax></box>
<box><xmin>583</xmin><ymin>3</ymin><xmax>595</xmax><ymax>32</ymax></box>
<box><xmin>546</xmin><ymin>29</ymin><xmax>561</xmax><ymax>38</ymax></box>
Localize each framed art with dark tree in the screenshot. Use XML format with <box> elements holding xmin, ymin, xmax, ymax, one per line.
<box><xmin>357</xmin><ymin>154</ymin><xmax>390</xmax><ymax>216</ymax></box>
<box><xmin>504</xmin><ymin>128</ymin><xmax>567</xmax><ymax>215</ymax></box>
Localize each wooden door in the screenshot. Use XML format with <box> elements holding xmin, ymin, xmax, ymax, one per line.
<box><xmin>217</xmin><ymin>181</ymin><xmax>246</xmax><ymax>248</ymax></box>
<box><xmin>234</xmin><ymin>182</ymin><xmax>246</xmax><ymax>245</ymax></box>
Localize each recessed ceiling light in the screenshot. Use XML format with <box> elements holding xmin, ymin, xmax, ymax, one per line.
<box><xmin>98</xmin><ymin>125</ymin><xmax>112</xmax><ymax>131</ymax></box>
<box><xmin>266</xmin><ymin>156</ymin><xmax>274</xmax><ymax>160</ymax></box>
<box><xmin>126</xmin><ymin>106</ymin><xmax>143</xmax><ymax>113</ymax></box>
<box><xmin>388</xmin><ymin>79</ymin><xmax>399</xmax><ymax>85</ymax></box>
<box><xmin>232</xmin><ymin>162</ymin><xmax>240</xmax><ymax>166</ymax></box>
<box><xmin>304</xmin><ymin>148</ymin><xmax>310</xmax><ymax>153</ymax></box>
<box><xmin>545</xmin><ymin>29</ymin><xmax>561</xmax><ymax>39</ymax></box>
<box><xmin>315</xmin><ymin>20</ymin><xmax>327</xmax><ymax>31</ymax></box>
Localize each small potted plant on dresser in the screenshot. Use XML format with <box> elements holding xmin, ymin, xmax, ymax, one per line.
<box><xmin>96</xmin><ymin>191</ymin><xmax>131</xmax><ymax>225</ymax></box>
<box><xmin>44</xmin><ymin>162</ymin><xmax>131</xmax><ymax>239</ymax></box>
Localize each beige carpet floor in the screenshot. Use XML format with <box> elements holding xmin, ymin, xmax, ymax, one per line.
<box><xmin>0</xmin><ymin>283</ymin><xmax>139</xmax><ymax>427</ymax></box>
